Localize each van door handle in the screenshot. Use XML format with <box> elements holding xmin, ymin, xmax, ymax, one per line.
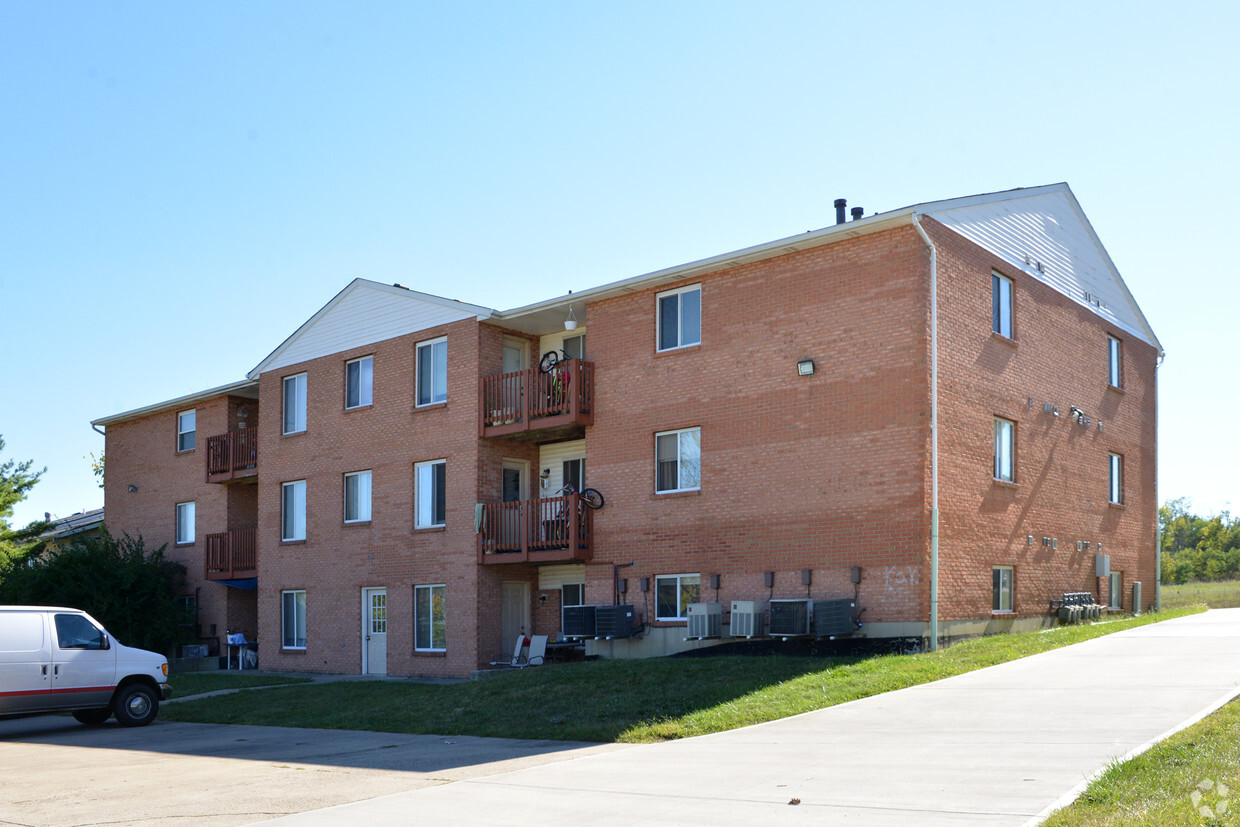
<box><xmin>41</xmin><ymin>665</ymin><xmax>48</xmax><ymax>677</ymax></box>
<box><xmin>53</xmin><ymin>665</ymin><xmax>60</xmax><ymax>677</ymax></box>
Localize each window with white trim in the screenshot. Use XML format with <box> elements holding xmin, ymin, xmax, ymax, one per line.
<box><xmin>1107</xmin><ymin>335</ymin><xmax>1122</xmax><ymax>388</ymax></box>
<box><xmin>657</xmin><ymin>284</ymin><xmax>701</xmax><ymax>351</ymax></box>
<box><xmin>282</xmin><ymin>590</ymin><xmax>307</xmax><ymax>649</ymax></box>
<box><xmin>175</xmin><ymin>501</ymin><xmax>195</xmax><ymax>545</ymax></box>
<box><xmin>655</xmin><ymin>574</ymin><xmax>700</xmax><ymax>621</ymax></box>
<box><xmin>344</xmin><ymin>470</ymin><xmax>372</xmax><ymax>523</ymax></box>
<box><xmin>994</xmin><ymin>417</ymin><xmax>1014</xmax><ymax>482</ymax></box>
<box><xmin>177</xmin><ymin>409</ymin><xmax>196</xmax><ymax>452</ymax></box>
<box><xmin>415</xmin><ymin>460</ymin><xmax>446</xmax><ymax>528</ymax></box>
<box><xmin>283</xmin><ymin>373</ymin><xmax>307</xmax><ymax>434</ymax></box>
<box><xmin>416</xmin><ymin>337</ymin><xmax>447</xmax><ymax>406</ymax></box>
<box><xmin>414</xmin><ymin>584</ymin><xmax>446</xmax><ymax>651</ymax></box>
<box><xmin>992</xmin><ymin>566</ymin><xmax>1014</xmax><ymax>613</ymax></box>
<box><xmin>655</xmin><ymin>427</ymin><xmax>701</xmax><ymax>493</ymax></box>
<box><xmin>1109</xmin><ymin>453</ymin><xmax>1123</xmax><ymax>504</ymax></box>
<box><xmin>346</xmin><ymin>356</ymin><xmax>373</xmax><ymax>409</ymax></box>
<box><xmin>1108</xmin><ymin>571</ymin><xmax>1122</xmax><ymax>609</ymax></box>
<box><xmin>992</xmin><ymin>272</ymin><xmax>1012</xmax><ymax>338</ymax></box>
<box><xmin>282</xmin><ymin>480</ymin><xmax>307</xmax><ymax>541</ymax></box>
<box><xmin>561</xmin><ymin>583</ymin><xmax>585</xmax><ymax>631</ymax></box>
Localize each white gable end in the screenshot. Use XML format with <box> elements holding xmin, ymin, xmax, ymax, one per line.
<box><xmin>927</xmin><ymin>188</ymin><xmax>1160</xmax><ymax>349</ymax></box>
<box><xmin>249</xmin><ymin>280</ymin><xmax>494</xmax><ymax>378</ymax></box>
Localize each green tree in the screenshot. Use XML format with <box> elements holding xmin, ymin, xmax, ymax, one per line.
<box><xmin>0</xmin><ymin>435</ymin><xmax>49</xmax><ymax>568</ymax></box>
<box><xmin>89</xmin><ymin>452</ymin><xmax>105</xmax><ymax>489</ymax></box>
<box><xmin>0</xmin><ymin>530</ymin><xmax>192</xmax><ymax>655</ymax></box>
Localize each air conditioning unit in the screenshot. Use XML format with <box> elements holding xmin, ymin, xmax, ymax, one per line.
<box><xmin>685</xmin><ymin>603</ymin><xmax>722</xmax><ymax>639</ymax></box>
<box><xmin>730</xmin><ymin>600</ymin><xmax>764</xmax><ymax>638</ymax></box>
<box><xmin>595</xmin><ymin>604</ymin><xmax>636</xmax><ymax>638</ymax></box>
<box><xmin>562</xmin><ymin>605</ymin><xmax>597</xmax><ymax>638</ymax></box>
<box><xmin>768</xmin><ymin>599</ymin><xmax>814</xmax><ymax>637</ymax></box>
<box><xmin>813</xmin><ymin>599</ymin><xmax>856</xmax><ymax>638</ymax></box>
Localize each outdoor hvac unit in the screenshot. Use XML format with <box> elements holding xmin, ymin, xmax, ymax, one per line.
<box><xmin>685</xmin><ymin>602</ymin><xmax>722</xmax><ymax>639</ymax></box>
<box><xmin>813</xmin><ymin>599</ymin><xmax>856</xmax><ymax>638</ymax></box>
<box><xmin>730</xmin><ymin>600</ymin><xmax>764</xmax><ymax>638</ymax></box>
<box><xmin>768</xmin><ymin>599</ymin><xmax>814</xmax><ymax>637</ymax></box>
<box><xmin>562</xmin><ymin>605</ymin><xmax>598</xmax><ymax>638</ymax></box>
<box><xmin>595</xmin><ymin>604</ymin><xmax>636</xmax><ymax>638</ymax></box>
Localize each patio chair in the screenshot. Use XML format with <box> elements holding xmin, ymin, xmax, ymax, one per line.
<box><xmin>514</xmin><ymin>635</ymin><xmax>548</xmax><ymax>668</ymax></box>
<box><xmin>489</xmin><ymin>635</ymin><xmax>527</xmax><ymax>668</ymax></box>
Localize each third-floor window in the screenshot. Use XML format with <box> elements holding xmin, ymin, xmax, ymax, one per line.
<box><xmin>657</xmin><ymin>284</ymin><xmax>701</xmax><ymax>351</ymax></box>
<box><xmin>346</xmin><ymin>356</ymin><xmax>373</xmax><ymax>409</ymax></box>
<box><xmin>417</xmin><ymin>338</ymin><xmax>447</xmax><ymax>406</ymax></box>
<box><xmin>283</xmin><ymin>373</ymin><xmax>307</xmax><ymax>434</ymax></box>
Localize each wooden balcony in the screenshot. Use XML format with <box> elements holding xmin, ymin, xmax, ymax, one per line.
<box><xmin>204</xmin><ymin>529</ymin><xmax>257</xmax><ymax>581</ymax></box>
<box><xmin>479</xmin><ymin>360</ymin><xmax>594</xmax><ymax>441</ymax></box>
<box><xmin>478</xmin><ymin>494</ymin><xmax>593</xmax><ymax>565</ymax></box>
<box><xmin>206</xmin><ymin>429</ymin><xmax>258</xmax><ymax>483</ymax></box>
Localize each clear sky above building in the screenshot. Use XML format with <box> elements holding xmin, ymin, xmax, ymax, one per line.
<box><xmin>2</xmin><ymin>1</ymin><xmax>1236</xmax><ymax>527</ymax></box>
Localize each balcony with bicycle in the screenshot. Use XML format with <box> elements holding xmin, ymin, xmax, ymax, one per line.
<box><xmin>206</xmin><ymin>429</ymin><xmax>258</xmax><ymax>483</ymax></box>
<box><xmin>477</xmin><ymin>492</ymin><xmax>596</xmax><ymax>565</ymax></box>
<box><xmin>479</xmin><ymin>358</ymin><xmax>594</xmax><ymax>442</ymax></box>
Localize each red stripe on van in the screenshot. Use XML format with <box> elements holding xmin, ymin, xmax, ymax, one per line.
<box><xmin>0</xmin><ymin>685</ymin><xmax>115</xmax><ymax>699</ymax></box>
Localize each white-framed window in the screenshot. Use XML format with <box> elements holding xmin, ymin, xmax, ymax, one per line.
<box><xmin>561</xmin><ymin>583</ymin><xmax>585</xmax><ymax>631</ymax></box>
<box><xmin>1108</xmin><ymin>571</ymin><xmax>1122</xmax><ymax>609</ymax></box>
<box><xmin>282</xmin><ymin>590</ymin><xmax>307</xmax><ymax>649</ymax></box>
<box><xmin>1109</xmin><ymin>453</ymin><xmax>1123</xmax><ymax>504</ymax></box>
<box><xmin>177</xmin><ymin>409</ymin><xmax>196</xmax><ymax>452</ymax></box>
<box><xmin>992</xmin><ymin>272</ymin><xmax>1013</xmax><ymax>338</ymax></box>
<box><xmin>344</xmin><ymin>470</ymin><xmax>372</xmax><ymax>523</ymax></box>
<box><xmin>655</xmin><ymin>427</ymin><xmax>701</xmax><ymax>493</ymax></box>
<box><xmin>416</xmin><ymin>337</ymin><xmax>447</xmax><ymax>406</ymax></box>
<box><xmin>992</xmin><ymin>566</ymin><xmax>1014</xmax><ymax>613</ymax></box>
<box><xmin>415</xmin><ymin>460</ymin><xmax>446</xmax><ymax>528</ymax></box>
<box><xmin>994</xmin><ymin>417</ymin><xmax>1015</xmax><ymax>482</ymax></box>
<box><xmin>346</xmin><ymin>356</ymin><xmax>373</xmax><ymax>409</ymax></box>
<box><xmin>414</xmin><ymin>584</ymin><xmax>446</xmax><ymax>651</ymax></box>
<box><xmin>281</xmin><ymin>480</ymin><xmax>307</xmax><ymax>541</ymax></box>
<box><xmin>563</xmin><ymin>333</ymin><xmax>586</xmax><ymax>360</ymax></box>
<box><xmin>175</xmin><ymin>501</ymin><xmax>195</xmax><ymax>545</ymax></box>
<box><xmin>655</xmin><ymin>573</ymin><xmax>700</xmax><ymax>621</ymax></box>
<box><xmin>1107</xmin><ymin>335</ymin><xmax>1122</xmax><ymax>388</ymax></box>
<box><xmin>283</xmin><ymin>373</ymin><xmax>307</xmax><ymax>434</ymax></box>
<box><xmin>656</xmin><ymin>284</ymin><xmax>701</xmax><ymax>352</ymax></box>
<box><xmin>562</xmin><ymin>458</ymin><xmax>585</xmax><ymax>493</ymax></box>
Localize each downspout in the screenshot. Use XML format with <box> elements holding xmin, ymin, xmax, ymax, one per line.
<box><xmin>911</xmin><ymin>213</ymin><xmax>939</xmax><ymax>651</ymax></box>
<box><xmin>1155</xmin><ymin>350</ymin><xmax>1165</xmax><ymax>612</ymax></box>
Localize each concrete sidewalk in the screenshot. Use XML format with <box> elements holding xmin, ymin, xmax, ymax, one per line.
<box><xmin>259</xmin><ymin>609</ymin><xmax>1240</xmax><ymax>826</ymax></box>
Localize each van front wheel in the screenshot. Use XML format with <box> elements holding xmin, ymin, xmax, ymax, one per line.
<box><xmin>113</xmin><ymin>684</ymin><xmax>159</xmax><ymax>727</ymax></box>
<box><xmin>73</xmin><ymin>709</ymin><xmax>111</xmax><ymax>726</ymax></box>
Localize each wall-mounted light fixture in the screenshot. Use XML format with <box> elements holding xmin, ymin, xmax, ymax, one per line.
<box><xmin>796</xmin><ymin>359</ymin><xmax>815</xmax><ymax>377</ymax></box>
<box><xmin>127</xmin><ymin>484</ymin><xmax>138</xmax><ymax>493</ymax></box>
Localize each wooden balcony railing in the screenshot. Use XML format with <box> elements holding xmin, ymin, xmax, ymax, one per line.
<box><xmin>479</xmin><ymin>360</ymin><xmax>594</xmax><ymax>439</ymax></box>
<box><xmin>477</xmin><ymin>494</ymin><xmax>593</xmax><ymax>564</ymax></box>
<box><xmin>206</xmin><ymin>429</ymin><xmax>258</xmax><ymax>483</ymax></box>
<box><xmin>204</xmin><ymin>529</ymin><xmax>257</xmax><ymax>581</ymax></box>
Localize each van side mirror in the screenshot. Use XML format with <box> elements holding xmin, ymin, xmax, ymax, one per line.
<box><xmin>100</xmin><ymin>633</ymin><xmax>110</xmax><ymax>650</ymax></box>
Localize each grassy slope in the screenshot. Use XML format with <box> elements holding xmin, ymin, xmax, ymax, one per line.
<box><xmin>163</xmin><ymin>606</ymin><xmax>1204</xmax><ymax>743</ymax></box>
<box><xmin>1160</xmin><ymin>580</ymin><xmax>1240</xmax><ymax>610</ymax></box>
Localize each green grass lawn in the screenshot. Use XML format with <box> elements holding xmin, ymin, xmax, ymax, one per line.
<box><xmin>1043</xmin><ymin>698</ymin><xmax>1240</xmax><ymax>827</ymax></box>
<box><xmin>1161</xmin><ymin>580</ymin><xmax>1240</xmax><ymax>610</ymax></box>
<box><xmin>163</xmin><ymin>606</ymin><xmax>1204</xmax><ymax>743</ymax></box>
<box><xmin>169</xmin><ymin>672</ymin><xmax>312</xmax><ymax>697</ymax></box>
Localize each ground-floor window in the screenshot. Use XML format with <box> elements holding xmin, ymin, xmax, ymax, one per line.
<box><xmin>561</xmin><ymin>583</ymin><xmax>584</xmax><ymax>631</ymax></box>
<box><xmin>282</xmin><ymin>590</ymin><xmax>307</xmax><ymax>649</ymax></box>
<box><xmin>415</xmin><ymin>584</ymin><xmax>447</xmax><ymax>651</ymax></box>
<box><xmin>992</xmin><ymin>566</ymin><xmax>1014</xmax><ymax>613</ymax></box>
<box><xmin>1109</xmin><ymin>571</ymin><xmax>1123</xmax><ymax>609</ymax></box>
<box><xmin>655</xmin><ymin>573</ymin><xmax>700</xmax><ymax>621</ymax></box>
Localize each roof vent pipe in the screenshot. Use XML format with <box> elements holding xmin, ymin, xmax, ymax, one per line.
<box><xmin>834</xmin><ymin>198</ymin><xmax>847</xmax><ymax>225</ymax></box>
<box><xmin>851</xmin><ymin>207</ymin><xmax>864</xmax><ymax>221</ymax></box>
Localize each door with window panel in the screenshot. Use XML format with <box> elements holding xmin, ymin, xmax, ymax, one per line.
<box><xmin>363</xmin><ymin>588</ymin><xmax>387</xmax><ymax>675</ymax></box>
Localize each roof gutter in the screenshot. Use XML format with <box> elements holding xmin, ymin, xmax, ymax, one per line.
<box><xmin>911</xmin><ymin>213</ymin><xmax>940</xmax><ymax>651</ymax></box>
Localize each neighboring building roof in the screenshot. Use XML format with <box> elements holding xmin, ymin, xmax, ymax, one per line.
<box><xmin>92</xmin><ymin>379</ymin><xmax>259</xmax><ymax>428</ymax></box>
<box><xmin>38</xmin><ymin>507</ymin><xmax>105</xmax><ymax>542</ymax></box>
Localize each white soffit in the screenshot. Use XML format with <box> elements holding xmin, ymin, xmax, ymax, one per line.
<box><xmin>926</xmin><ymin>186</ymin><xmax>1161</xmax><ymax>350</ymax></box>
<box><xmin>249</xmin><ymin>279</ymin><xmax>496</xmax><ymax>378</ymax></box>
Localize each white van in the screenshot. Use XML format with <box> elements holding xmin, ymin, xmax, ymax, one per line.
<box><xmin>0</xmin><ymin>606</ymin><xmax>171</xmax><ymax>727</ymax></box>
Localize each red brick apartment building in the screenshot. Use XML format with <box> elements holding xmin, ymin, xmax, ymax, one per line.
<box><xmin>94</xmin><ymin>183</ymin><xmax>1162</xmax><ymax>678</ymax></box>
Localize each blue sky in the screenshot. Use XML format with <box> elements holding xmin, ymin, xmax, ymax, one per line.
<box><xmin>2</xmin><ymin>2</ymin><xmax>1237</xmax><ymax>528</ymax></box>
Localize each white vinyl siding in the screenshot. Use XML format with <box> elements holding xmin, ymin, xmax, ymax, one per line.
<box><xmin>415</xmin><ymin>460</ymin><xmax>446</xmax><ymax>528</ymax></box>
<box><xmin>414</xmin><ymin>584</ymin><xmax>446</xmax><ymax>651</ymax></box>
<box><xmin>655</xmin><ymin>427</ymin><xmax>701</xmax><ymax>493</ymax></box>
<box><xmin>283</xmin><ymin>373</ymin><xmax>307</xmax><ymax>434</ymax></box>
<box><xmin>416</xmin><ymin>337</ymin><xmax>447</xmax><ymax>406</ymax></box>
<box><xmin>539</xmin><ymin>440</ymin><xmax>586</xmax><ymax>496</ymax></box>
<box><xmin>175</xmin><ymin>502</ymin><xmax>195</xmax><ymax>545</ymax></box>
<box><xmin>344</xmin><ymin>471</ymin><xmax>372</xmax><ymax>523</ymax></box>
<box><xmin>656</xmin><ymin>284</ymin><xmax>701</xmax><ymax>351</ymax></box>
<box><xmin>994</xmin><ymin>418</ymin><xmax>1014</xmax><ymax>482</ymax></box>
<box><xmin>346</xmin><ymin>356</ymin><xmax>373</xmax><ymax>409</ymax></box>
<box><xmin>177</xmin><ymin>409</ymin><xmax>196</xmax><ymax>452</ymax></box>
<box><xmin>282</xmin><ymin>480</ymin><xmax>307</xmax><ymax>541</ymax></box>
<box><xmin>282</xmin><ymin>590</ymin><xmax>307</xmax><ymax>649</ymax></box>
<box><xmin>655</xmin><ymin>574</ymin><xmax>700</xmax><ymax>621</ymax></box>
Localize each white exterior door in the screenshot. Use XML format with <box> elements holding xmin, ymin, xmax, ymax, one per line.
<box><xmin>363</xmin><ymin>588</ymin><xmax>387</xmax><ymax>676</ymax></box>
<box><xmin>500</xmin><ymin>581</ymin><xmax>530</xmax><ymax>658</ymax></box>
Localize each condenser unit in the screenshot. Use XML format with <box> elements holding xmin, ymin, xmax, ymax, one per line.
<box><xmin>729</xmin><ymin>600</ymin><xmax>764</xmax><ymax>638</ymax></box>
<box><xmin>685</xmin><ymin>602</ymin><xmax>722</xmax><ymax>639</ymax></box>
<box><xmin>813</xmin><ymin>598</ymin><xmax>856</xmax><ymax>638</ymax></box>
<box><xmin>768</xmin><ymin>599</ymin><xmax>814</xmax><ymax>637</ymax></box>
<box><xmin>562</xmin><ymin>605</ymin><xmax>597</xmax><ymax>638</ymax></box>
<box><xmin>595</xmin><ymin>604</ymin><xmax>636</xmax><ymax>638</ymax></box>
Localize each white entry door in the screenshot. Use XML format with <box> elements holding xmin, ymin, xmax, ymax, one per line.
<box><xmin>500</xmin><ymin>581</ymin><xmax>530</xmax><ymax>658</ymax></box>
<box><xmin>363</xmin><ymin>588</ymin><xmax>387</xmax><ymax>676</ymax></box>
